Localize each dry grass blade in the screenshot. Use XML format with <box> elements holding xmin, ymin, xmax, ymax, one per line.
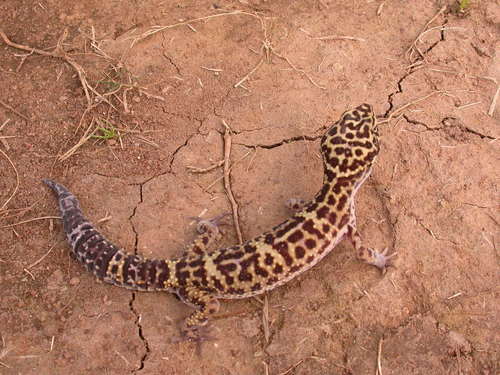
<box><xmin>130</xmin><ymin>10</ymin><xmax>261</xmax><ymax>46</ymax></box>
<box><xmin>262</xmin><ymin>293</ymin><xmax>270</xmax><ymax>344</ymax></box>
<box><xmin>378</xmin><ymin>90</ymin><xmax>447</xmax><ymax>125</ymax></box>
<box><xmin>0</xmin><ymin>98</ymin><xmax>29</xmax><ymax>121</ymax></box>
<box><xmin>59</xmin><ymin>118</ymin><xmax>97</xmax><ymax>161</ymax></box>
<box><xmin>0</xmin><ymin>148</ymin><xmax>20</xmax><ymax>211</ymax></box>
<box><xmin>405</xmin><ymin>6</ymin><xmax>446</xmax><ymax>60</ymax></box>
<box><xmin>488</xmin><ymin>85</ymin><xmax>499</xmax><ymax>116</ymax></box>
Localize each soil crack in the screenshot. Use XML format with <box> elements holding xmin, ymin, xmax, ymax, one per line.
<box><xmin>236</xmin><ymin>134</ymin><xmax>321</xmax><ymax>149</ymax></box>
<box><xmin>127</xmin><ymin>184</ymin><xmax>149</xmax><ymax>373</ymax></box>
<box><xmin>129</xmin><ymin>292</ymin><xmax>150</xmax><ymax>373</ymax></box>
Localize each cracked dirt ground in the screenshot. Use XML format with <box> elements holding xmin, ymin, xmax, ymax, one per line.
<box><xmin>1</xmin><ymin>1</ymin><xmax>499</xmax><ymax>374</ymax></box>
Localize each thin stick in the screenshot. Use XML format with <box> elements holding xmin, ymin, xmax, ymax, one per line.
<box><xmin>130</xmin><ymin>10</ymin><xmax>261</xmax><ymax>46</ymax></box>
<box><xmin>0</xmin><ymin>30</ymin><xmax>92</xmax><ymax>107</ymax></box>
<box><xmin>27</xmin><ymin>241</ymin><xmax>59</xmax><ymax>269</ymax></box>
<box><xmin>278</xmin><ymin>358</ymin><xmax>306</xmax><ymax>375</ymax></box>
<box><xmin>300</xmin><ymin>28</ymin><xmax>365</xmax><ymax>42</ymax></box>
<box><xmin>222</xmin><ymin>124</ymin><xmax>243</xmax><ymax>244</ymax></box>
<box><xmin>378</xmin><ymin>90</ymin><xmax>446</xmax><ymax>125</ymax></box>
<box><xmin>234</xmin><ymin>57</ymin><xmax>264</xmax><ymax>88</ymax></box>
<box><xmin>405</xmin><ymin>6</ymin><xmax>446</xmax><ymax>59</ymax></box>
<box><xmin>376</xmin><ymin>337</ymin><xmax>383</xmax><ymax>375</ymax></box>
<box><xmin>271</xmin><ymin>49</ymin><xmax>326</xmax><ymax>90</ymax></box>
<box><xmin>187</xmin><ymin>159</ymin><xmax>224</xmax><ymax>173</ymax></box>
<box><xmin>59</xmin><ymin>117</ymin><xmax>97</xmax><ymax>161</ymax></box>
<box><xmin>0</xmin><ymin>99</ymin><xmax>29</xmax><ymax>121</ymax></box>
<box><xmin>0</xmin><ymin>148</ymin><xmax>20</xmax><ymax>211</ymax></box>
<box><xmin>488</xmin><ymin>85</ymin><xmax>499</xmax><ymax>116</ymax></box>
<box><xmin>262</xmin><ymin>293</ymin><xmax>270</xmax><ymax>344</ymax></box>
<box><xmin>0</xmin><ymin>216</ymin><xmax>60</xmax><ymax>228</ymax></box>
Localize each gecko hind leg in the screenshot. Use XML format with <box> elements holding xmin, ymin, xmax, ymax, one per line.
<box><xmin>181</xmin><ymin>213</ymin><xmax>230</xmax><ymax>257</ymax></box>
<box><xmin>347</xmin><ymin>223</ymin><xmax>396</xmax><ymax>273</ymax></box>
<box><xmin>173</xmin><ymin>287</ymin><xmax>220</xmax><ymax>343</ymax></box>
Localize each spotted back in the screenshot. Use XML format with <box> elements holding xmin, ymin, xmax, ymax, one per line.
<box><xmin>320</xmin><ymin>103</ymin><xmax>379</xmax><ymax>184</ymax></box>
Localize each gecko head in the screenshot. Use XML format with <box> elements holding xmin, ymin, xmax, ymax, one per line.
<box><xmin>320</xmin><ymin>104</ymin><xmax>380</xmax><ymax>181</ymax></box>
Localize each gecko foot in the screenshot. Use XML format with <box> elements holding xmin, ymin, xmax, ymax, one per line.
<box><xmin>171</xmin><ymin>322</ymin><xmax>216</xmax><ymax>343</ymax></box>
<box><xmin>190</xmin><ymin>212</ymin><xmax>231</xmax><ymax>234</ymax></box>
<box><xmin>364</xmin><ymin>247</ymin><xmax>397</xmax><ymax>274</ymax></box>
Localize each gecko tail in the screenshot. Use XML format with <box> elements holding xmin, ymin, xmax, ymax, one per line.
<box><xmin>43</xmin><ymin>179</ymin><xmax>173</xmax><ymax>291</ymax></box>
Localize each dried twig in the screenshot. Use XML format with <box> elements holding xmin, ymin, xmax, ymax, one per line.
<box><xmin>300</xmin><ymin>28</ymin><xmax>365</xmax><ymax>42</ymax></box>
<box><xmin>0</xmin><ymin>29</ymin><xmax>92</xmax><ymax>107</ymax></box>
<box><xmin>262</xmin><ymin>293</ymin><xmax>270</xmax><ymax>344</ymax></box>
<box><xmin>26</xmin><ymin>240</ymin><xmax>59</xmax><ymax>269</ymax></box>
<box><xmin>222</xmin><ymin>122</ymin><xmax>243</xmax><ymax>244</ymax></box>
<box><xmin>378</xmin><ymin>90</ymin><xmax>447</xmax><ymax>125</ymax></box>
<box><xmin>0</xmin><ymin>148</ymin><xmax>20</xmax><ymax>211</ymax></box>
<box><xmin>0</xmin><ymin>216</ymin><xmax>61</xmax><ymax>228</ymax></box>
<box><xmin>187</xmin><ymin>160</ymin><xmax>224</xmax><ymax>173</ymax></box>
<box><xmin>376</xmin><ymin>337</ymin><xmax>384</xmax><ymax>375</ymax></box>
<box><xmin>405</xmin><ymin>6</ymin><xmax>446</xmax><ymax>60</ymax></box>
<box><xmin>488</xmin><ymin>85</ymin><xmax>499</xmax><ymax>116</ymax></box>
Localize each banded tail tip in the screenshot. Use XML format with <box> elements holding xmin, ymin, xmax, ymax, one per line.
<box><xmin>42</xmin><ymin>179</ymin><xmax>70</xmax><ymax>196</ymax></box>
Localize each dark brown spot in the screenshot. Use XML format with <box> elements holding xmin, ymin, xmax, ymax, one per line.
<box><xmin>295</xmin><ymin>246</ymin><xmax>305</xmax><ymax>259</ymax></box>
<box><xmin>273</xmin><ymin>241</ymin><xmax>293</xmax><ymax>266</ymax></box>
<box><xmin>276</xmin><ymin>220</ymin><xmax>299</xmax><ymax>238</ymax></box>
<box><xmin>238</xmin><ymin>270</ymin><xmax>253</xmax><ymax>282</ymax></box>
<box><xmin>217</xmin><ymin>262</ymin><xmax>237</xmax><ymax>275</ymax></box>
<box><xmin>327</xmin><ymin>126</ymin><xmax>338</xmax><ymax>136</ymax></box>
<box><xmin>264</xmin><ymin>253</ymin><xmax>274</xmax><ymax>265</ymax></box>
<box><xmin>337</xmin><ymin>195</ymin><xmax>348</xmax><ymax>210</ymax></box>
<box><xmin>202</xmin><ymin>236</ymin><xmax>210</xmax><ymax>245</ymax></box>
<box><xmin>327</xmin><ymin>194</ymin><xmax>336</xmax><ymax>205</ymax></box>
<box><xmin>189</xmin><ymin>259</ymin><xmax>203</xmax><ymax>268</ymax></box>
<box><xmin>254</xmin><ymin>264</ymin><xmax>269</xmax><ymax>278</ymax></box>
<box><xmin>328</xmin><ymin>212</ymin><xmax>337</xmax><ymax>225</ymax></box>
<box><xmin>213</xmin><ymin>277</ymin><xmax>224</xmax><ymax>291</ymax></box>
<box><xmin>244</xmin><ymin>244</ymin><xmax>256</xmax><ymax>254</ymax></box>
<box><xmin>305</xmin><ymin>238</ymin><xmax>317</xmax><ymax>249</ymax></box>
<box><xmin>316</xmin><ymin>206</ymin><xmax>329</xmax><ymax>219</ymax></box>
<box><xmin>325</xmin><ymin>169</ymin><xmax>336</xmax><ymax>182</ymax></box>
<box><xmin>339</xmin><ymin>214</ymin><xmax>350</xmax><ymax>227</ymax></box>
<box><xmin>176</xmin><ymin>260</ymin><xmax>190</xmax><ymax>285</ymax></box>
<box><xmin>193</xmin><ymin>267</ymin><xmax>208</xmax><ymax>286</ymax></box>
<box><xmin>316</xmin><ymin>184</ymin><xmax>330</xmax><ymax>202</ymax></box>
<box><xmin>329</xmin><ymin>156</ymin><xmax>339</xmax><ymax>168</ymax></box>
<box><xmin>266</xmin><ymin>276</ymin><xmax>278</xmax><ymax>285</ymax></box>
<box><xmin>322</xmin><ymin>223</ymin><xmax>330</xmax><ymax>233</ymax></box>
<box><xmin>330</xmin><ymin>136</ymin><xmax>344</xmax><ymax>144</ymax></box>
<box><xmin>306</xmin><ymin>255</ymin><xmax>315</xmax><ymax>263</ymax></box>
<box><xmin>225</xmin><ymin>275</ymin><xmax>234</xmax><ymax>285</ymax></box>
<box><xmin>355</xmin><ymin>149</ymin><xmax>363</xmax><ymax>157</ymax></box>
<box><xmin>303</xmin><ymin>219</ymin><xmax>324</xmax><ymax>238</ymax></box>
<box><xmin>288</xmin><ymin>230</ymin><xmax>304</xmax><ymax>243</ymax></box>
<box><xmin>335</xmin><ymin>147</ymin><xmax>345</xmax><ymax>155</ymax></box>
<box><xmin>264</xmin><ymin>233</ymin><xmax>274</xmax><ymax>245</ymax></box>
<box><xmin>273</xmin><ymin>264</ymin><xmax>283</xmax><ymax>274</ymax></box>
<box><xmin>251</xmin><ymin>283</ymin><xmax>262</xmax><ymax>292</ymax></box>
<box><xmin>305</xmin><ymin>202</ymin><xmax>318</xmax><ymax>213</ymax></box>
<box><xmin>290</xmin><ymin>264</ymin><xmax>302</xmax><ymax>273</ymax></box>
